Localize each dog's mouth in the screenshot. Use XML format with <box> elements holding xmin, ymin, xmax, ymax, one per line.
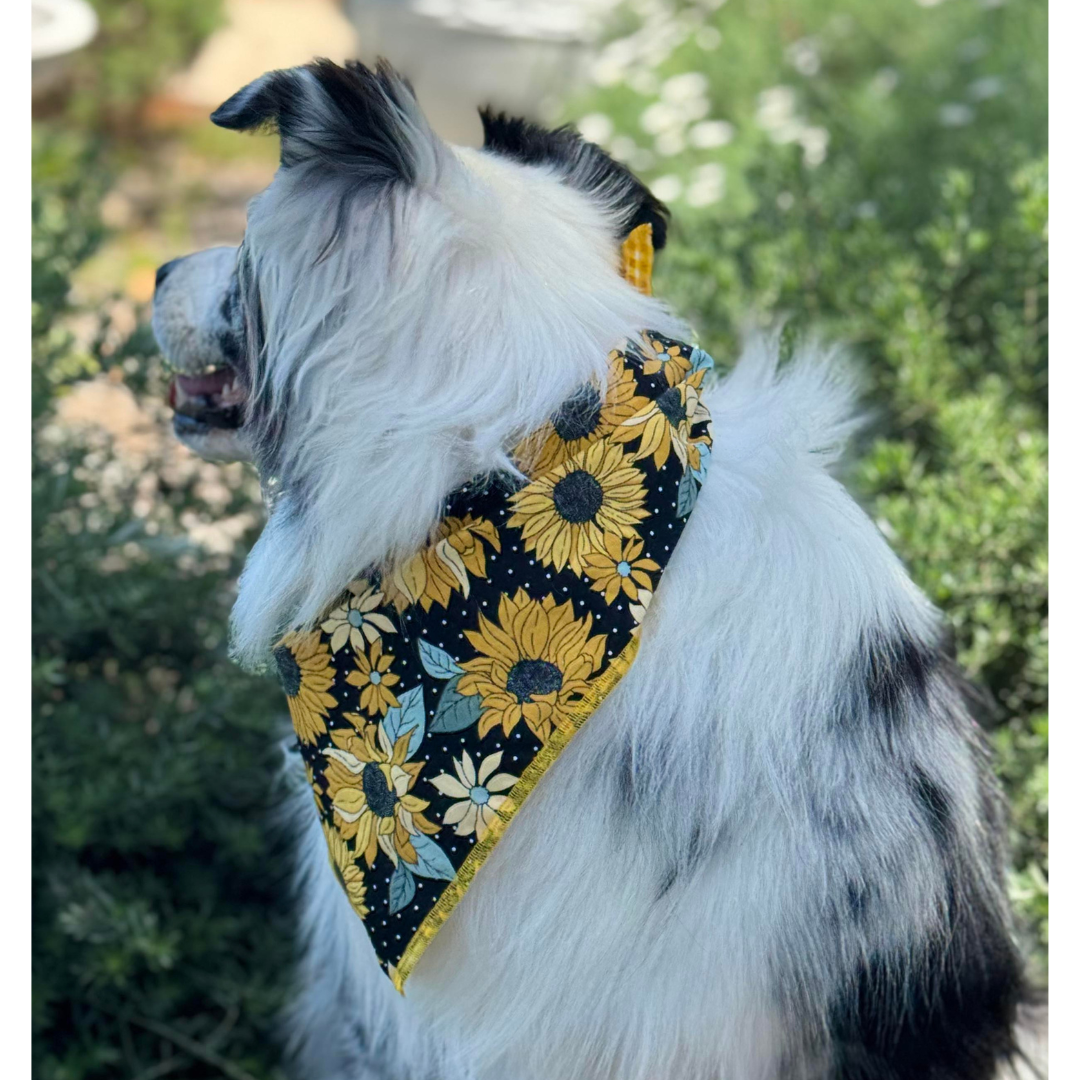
<box><xmin>167</xmin><ymin>365</ymin><xmax>247</xmax><ymax>437</ymax></box>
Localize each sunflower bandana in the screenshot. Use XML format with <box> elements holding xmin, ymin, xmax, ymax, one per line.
<box><xmin>274</xmin><ymin>225</ymin><xmax>714</xmax><ymax>991</ymax></box>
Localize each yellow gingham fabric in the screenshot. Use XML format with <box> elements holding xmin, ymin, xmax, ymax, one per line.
<box><xmin>619</xmin><ymin>222</ymin><xmax>654</xmax><ymax>296</ymax></box>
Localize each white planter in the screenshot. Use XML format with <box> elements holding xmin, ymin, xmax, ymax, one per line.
<box><xmin>32</xmin><ymin>0</ymin><xmax>98</xmax><ymax>98</ymax></box>
<box><xmin>346</xmin><ymin>0</ymin><xmax>616</xmax><ymax>144</ymax></box>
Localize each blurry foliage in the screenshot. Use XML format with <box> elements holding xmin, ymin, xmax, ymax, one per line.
<box><xmin>60</xmin><ymin>0</ymin><xmax>223</xmax><ymax>132</ymax></box>
<box><xmin>33</xmin><ymin>107</ymin><xmax>290</xmax><ymax>1080</ymax></box>
<box><xmin>571</xmin><ymin>0</ymin><xmax>1047</xmax><ymax>968</ymax></box>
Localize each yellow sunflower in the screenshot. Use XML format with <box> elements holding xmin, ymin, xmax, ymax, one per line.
<box><xmin>518</xmin><ymin>356</ymin><xmax>652</xmax><ymax>475</ymax></box>
<box><xmin>640</xmin><ymin>334</ymin><xmax>693</xmax><ymax>387</ymax></box>
<box><xmin>457</xmin><ymin>589</ymin><xmax>608</xmax><ymax>742</ymax></box>
<box><xmin>322</xmin><ymin>819</ymin><xmax>370</xmax><ymax>919</ymax></box>
<box><xmin>322</xmin><ymin>722</ymin><xmax>440</xmax><ymax>868</ymax></box>
<box><xmin>320</xmin><ymin>578</ymin><xmax>397</xmax><ymax>653</ymax></box>
<box><xmin>346</xmin><ymin>638</ymin><xmax>401</xmax><ymax>717</ymax></box>
<box><xmin>383</xmin><ymin>514</ymin><xmax>501</xmax><ymax>612</ymax></box>
<box><xmin>580</xmin><ymin>534</ymin><xmax>660</xmax><ymax>603</ymax></box>
<box><xmin>507</xmin><ymin>439</ymin><xmax>649</xmax><ymax>575</ymax></box>
<box><xmin>611</xmin><ymin>375</ymin><xmax>710</xmax><ymax>470</ymax></box>
<box><xmin>274</xmin><ymin>630</ymin><xmax>337</xmax><ymax>745</ymax></box>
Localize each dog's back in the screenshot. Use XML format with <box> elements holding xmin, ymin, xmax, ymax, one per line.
<box><xmin>285</xmin><ymin>337</ymin><xmax>1032</xmax><ymax>1080</ymax></box>
<box><xmin>151</xmin><ymin>60</ymin><xmax>1037</xmax><ymax>1080</ymax></box>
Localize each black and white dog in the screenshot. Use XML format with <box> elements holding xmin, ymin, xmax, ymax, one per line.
<box><xmin>152</xmin><ymin>59</ymin><xmax>1039</xmax><ymax>1080</ymax></box>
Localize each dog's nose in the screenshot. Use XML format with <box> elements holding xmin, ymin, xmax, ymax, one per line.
<box><xmin>155</xmin><ymin>258</ymin><xmax>181</xmax><ymax>289</ymax></box>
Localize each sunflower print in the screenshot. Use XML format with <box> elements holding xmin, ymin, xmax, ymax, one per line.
<box><xmin>323</xmin><ymin>819</ymin><xmax>370</xmax><ymax>919</ymax></box>
<box><xmin>275</xmin><ymin>630</ymin><xmax>337</xmax><ymax>745</ymax></box>
<box><xmin>638</xmin><ymin>333</ymin><xmax>693</xmax><ymax>386</ymax></box>
<box><xmin>284</xmin><ymin>322</ymin><xmax>714</xmax><ymax>993</ymax></box>
<box><xmin>321</xmin><ymin>578</ymin><xmax>397</xmax><ymax>653</ymax></box>
<box><xmin>346</xmin><ymin>638</ymin><xmax>401</xmax><ymax>717</ymax></box>
<box><xmin>322</xmin><ymin>721</ymin><xmax>440</xmax><ymax>868</ymax></box>
<box><xmin>612</xmin><ymin>374</ymin><xmax>711</xmax><ymax>471</ymax></box>
<box><xmin>457</xmin><ymin>589</ymin><xmax>608</xmax><ymax>742</ymax></box>
<box><xmin>429</xmin><ymin>750</ymin><xmax>518</xmax><ymax>840</ymax></box>
<box><xmin>581</xmin><ymin>534</ymin><xmax>661</xmax><ymax>604</ymax></box>
<box><xmin>383</xmin><ymin>514</ymin><xmax>501</xmax><ymax>613</ymax></box>
<box><xmin>629</xmin><ymin>589</ymin><xmax>653</xmax><ymax>636</ymax></box>
<box><xmin>507</xmin><ymin>440</ymin><xmax>650</xmax><ymax>575</ymax></box>
<box><xmin>519</xmin><ymin>356</ymin><xmax>652</xmax><ymax>475</ymax></box>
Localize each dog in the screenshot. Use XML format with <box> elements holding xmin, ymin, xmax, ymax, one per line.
<box><xmin>151</xmin><ymin>58</ymin><xmax>1039</xmax><ymax>1080</ymax></box>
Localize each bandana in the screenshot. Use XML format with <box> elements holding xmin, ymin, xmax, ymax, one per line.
<box><xmin>274</xmin><ymin>225</ymin><xmax>714</xmax><ymax>991</ymax></box>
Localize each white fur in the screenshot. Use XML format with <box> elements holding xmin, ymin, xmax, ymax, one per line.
<box><xmin>152</xmin><ymin>67</ymin><xmax>1028</xmax><ymax>1080</ymax></box>
<box><xmin>282</xmin><ymin>337</ymin><xmax>988</xmax><ymax>1080</ymax></box>
<box><xmin>229</xmin><ymin>132</ymin><xmax>685</xmax><ymax>666</ymax></box>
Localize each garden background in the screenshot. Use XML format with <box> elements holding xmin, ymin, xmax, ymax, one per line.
<box><xmin>32</xmin><ymin>1</ymin><xmax>1047</xmax><ymax>1077</ymax></box>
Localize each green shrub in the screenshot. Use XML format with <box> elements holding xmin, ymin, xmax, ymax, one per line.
<box><xmin>60</xmin><ymin>0</ymin><xmax>224</xmax><ymax>132</ymax></box>
<box><xmin>32</xmin><ymin>137</ymin><xmax>290</xmax><ymax>1080</ymax></box>
<box><xmin>569</xmin><ymin>0</ymin><xmax>1047</xmax><ymax>969</ymax></box>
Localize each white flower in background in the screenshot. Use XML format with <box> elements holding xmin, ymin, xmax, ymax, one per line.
<box><xmin>686</xmin><ymin>163</ymin><xmax>725</xmax><ymax>207</ymax></box>
<box><xmin>800</xmin><ymin>126</ymin><xmax>830</xmax><ymax>167</ymax></box>
<box><xmin>957</xmin><ymin>37</ymin><xmax>989</xmax><ymax>62</ymax></box>
<box><xmin>630</xmin><ymin>147</ymin><xmax>656</xmax><ymax>172</ymax></box>
<box><xmin>871</xmin><ymin>68</ymin><xmax>900</xmax><ymax>96</ymax></box>
<box><xmin>757</xmin><ymin>86</ymin><xmax>830</xmax><ymax>166</ymax></box>
<box><xmin>688</xmin><ymin>119</ymin><xmax>734</xmax><ymax>149</ymax></box>
<box><xmin>915</xmin><ymin>0</ymin><xmax>947</xmax><ymax>7</ymax></box>
<box><xmin>856</xmin><ymin>201</ymin><xmax>879</xmax><ymax>219</ymax></box>
<box><xmin>776</xmin><ymin>191</ymin><xmax>795</xmax><ymax>211</ymax></box>
<box><xmin>651</xmin><ymin>175</ymin><xmax>684</xmax><ymax>202</ymax></box>
<box><xmin>577</xmin><ymin>112</ymin><xmax>614</xmax><ymax>145</ymax></box>
<box><xmin>609</xmin><ymin>134</ymin><xmax>638</xmax><ymax>162</ymax></box>
<box><xmin>627</xmin><ymin>69</ymin><xmax>660</xmax><ymax>96</ymax></box>
<box><xmin>756</xmin><ymin>85</ymin><xmax>802</xmax><ymax>143</ymax></box>
<box><xmin>939</xmin><ymin>103</ymin><xmax>976</xmax><ymax>127</ymax></box>
<box><xmin>589</xmin><ymin>1</ymin><xmax>699</xmax><ymax>90</ymax></box>
<box><xmin>640</xmin><ymin>101</ymin><xmax>683</xmax><ymax>136</ymax></box>
<box><xmin>968</xmin><ymin>75</ymin><xmax>1003</xmax><ymax>100</ymax></box>
<box><xmin>655</xmin><ymin>129</ymin><xmax>686</xmax><ymax>157</ymax></box>
<box><xmin>696</xmin><ymin>26</ymin><xmax>722</xmax><ymax>51</ymax></box>
<box><xmin>786</xmin><ymin>37</ymin><xmax>822</xmax><ymax>77</ymax></box>
<box><xmin>591</xmin><ymin>37</ymin><xmax>636</xmax><ymax>87</ymax></box>
<box><xmin>660</xmin><ymin>72</ymin><xmax>709</xmax><ymax>105</ymax></box>
<box><xmin>430</xmin><ymin>751</ymin><xmax>518</xmax><ymax>840</ymax></box>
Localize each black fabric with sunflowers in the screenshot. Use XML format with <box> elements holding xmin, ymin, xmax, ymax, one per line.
<box><xmin>275</xmin><ymin>328</ymin><xmax>714</xmax><ymax>992</ymax></box>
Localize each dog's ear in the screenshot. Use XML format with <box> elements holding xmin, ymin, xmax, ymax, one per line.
<box><xmin>211</xmin><ymin>58</ymin><xmax>429</xmax><ymax>184</ymax></box>
<box><xmin>479</xmin><ymin>110</ymin><xmax>670</xmax><ymax>252</ymax></box>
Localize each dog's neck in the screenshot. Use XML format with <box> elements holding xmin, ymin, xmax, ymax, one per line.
<box><xmin>230</xmin><ymin>225</ymin><xmax>687</xmax><ymax>667</ymax></box>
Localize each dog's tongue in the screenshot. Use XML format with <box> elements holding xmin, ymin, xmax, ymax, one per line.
<box><xmin>175</xmin><ymin>370</ymin><xmax>233</xmax><ymax>398</ymax></box>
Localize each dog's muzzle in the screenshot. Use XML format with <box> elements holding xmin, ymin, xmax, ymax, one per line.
<box><xmin>168</xmin><ymin>368</ymin><xmax>246</xmax><ymax>438</ymax></box>
<box><xmin>151</xmin><ymin>246</ymin><xmax>251</xmax><ymax>462</ymax></box>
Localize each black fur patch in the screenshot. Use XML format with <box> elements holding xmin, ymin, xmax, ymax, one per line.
<box><xmin>909</xmin><ymin>765</ymin><xmax>953</xmax><ymax>853</ymax></box>
<box><xmin>834</xmin><ymin>632</ymin><xmax>939</xmax><ymax>746</ymax></box>
<box><xmin>479</xmin><ymin>109</ymin><xmax>669</xmax><ymax>248</ymax></box>
<box><xmin>828</xmin><ymin>908</ymin><xmax>1025</xmax><ymax>1080</ymax></box>
<box><xmin>865</xmin><ymin>636</ymin><xmax>934</xmax><ymax>725</ymax></box>
<box><xmin>216</xmin><ymin>282</ymin><xmax>243</xmax><ymax>369</ymax></box>
<box><xmin>823</xmin><ymin>643</ymin><xmax>1027</xmax><ymax>1077</ymax></box>
<box><xmin>211</xmin><ymin>58</ymin><xmax>419</xmax><ymax>183</ymax></box>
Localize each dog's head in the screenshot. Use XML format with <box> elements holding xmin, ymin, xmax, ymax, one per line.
<box><xmin>152</xmin><ymin>59</ymin><xmax>681</xmax><ymax>663</ymax></box>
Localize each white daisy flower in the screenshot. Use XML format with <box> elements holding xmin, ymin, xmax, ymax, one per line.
<box><xmin>430</xmin><ymin>751</ymin><xmax>518</xmax><ymax>840</ymax></box>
